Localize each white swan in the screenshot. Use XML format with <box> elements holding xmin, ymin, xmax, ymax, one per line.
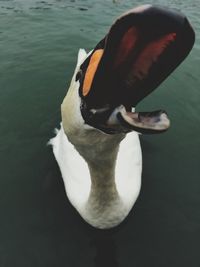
<box><xmin>49</xmin><ymin>5</ymin><xmax>194</xmax><ymax>229</ymax></box>
<box><xmin>50</xmin><ymin>49</ymin><xmax>143</xmax><ymax>229</ymax></box>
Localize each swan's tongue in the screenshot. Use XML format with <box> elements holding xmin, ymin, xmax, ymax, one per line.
<box><xmin>79</xmin><ymin>5</ymin><xmax>195</xmax><ymax>134</ymax></box>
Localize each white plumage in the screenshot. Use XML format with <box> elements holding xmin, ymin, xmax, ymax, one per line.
<box><xmin>49</xmin><ymin>49</ymin><xmax>142</xmax><ymax>229</ymax></box>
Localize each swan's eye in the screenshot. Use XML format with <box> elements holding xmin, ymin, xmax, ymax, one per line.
<box><xmin>75</xmin><ymin>69</ymin><xmax>83</xmax><ymax>81</ymax></box>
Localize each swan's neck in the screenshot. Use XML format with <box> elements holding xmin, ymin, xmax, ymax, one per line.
<box><xmin>86</xmin><ymin>141</ymin><xmax>120</xmax><ymax>204</ymax></box>
<box><xmin>89</xmin><ymin>159</ymin><xmax>117</xmax><ymax>197</ymax></box>
<box><xmin>72</xmin><ymin>131</ymin><xmax>127</xmax><ymax>228</ymax></box>
<box><xmin>72</xmin><ymin>131</ymin><xmax>124</xmax><ymax>200</ymax></box>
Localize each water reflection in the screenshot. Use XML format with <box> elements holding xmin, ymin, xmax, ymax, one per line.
<box><xmin>90</xmin><ymin>230</ymin><xmax>119</xmax><ymax>267</ymax></box>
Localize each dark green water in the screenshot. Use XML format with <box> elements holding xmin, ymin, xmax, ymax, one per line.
<box><xmin>0</xmin><ymin>0</ymin><xmax>200</xmax><ymax>266</ymax></box>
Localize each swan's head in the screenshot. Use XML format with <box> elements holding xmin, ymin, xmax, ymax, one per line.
<box><xmin>64</xmin><ymin>5</ymin><xmax>195</xmax><ymax>136</ymax></box>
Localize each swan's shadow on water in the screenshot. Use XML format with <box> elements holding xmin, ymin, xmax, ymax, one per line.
<box><xmin>88</xmin><ymin>228</ymin><xmax>120</xmax><ymax>267</ymax></box>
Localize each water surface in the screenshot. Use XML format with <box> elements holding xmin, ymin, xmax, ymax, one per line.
<box><xmin>0</xmin><ymin>0</ymin><xmax>200</xmax><ymax>266</ymax></box>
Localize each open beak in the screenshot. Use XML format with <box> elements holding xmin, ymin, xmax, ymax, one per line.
<box><xmin>78</xmin><ymin>5</ymin><xmax>195</xmax><ymax>134</ymax></box>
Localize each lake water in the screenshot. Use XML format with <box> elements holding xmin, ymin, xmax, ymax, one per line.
<box><xmin>0</xmin><ymin>0</ymin><xmax>200</xmax><ymax>266</ymax></box>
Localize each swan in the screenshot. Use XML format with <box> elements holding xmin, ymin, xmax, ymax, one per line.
<box><xmin>49</xmin><ymin>5</ymin><xmax>195</xmax><ymax>229</ymax></box>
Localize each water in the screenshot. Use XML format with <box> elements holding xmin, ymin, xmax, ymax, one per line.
<box><xmin>0</xmin><ymin>0</ymin><xmax>200</xmax><ymax>266</ymax></box>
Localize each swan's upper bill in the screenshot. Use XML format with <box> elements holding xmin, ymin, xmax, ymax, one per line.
<box><xmin>78</xmin><ymin>5</ymin><xmax>194</xmax><ymax>135</ymax></box>
<box><xmin>50</xmin><ymin>5</ymin><xmax>195</xmax><ymax>229</ymax></box>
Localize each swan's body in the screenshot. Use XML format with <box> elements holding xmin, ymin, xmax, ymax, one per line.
<box><xmin>50</xmin><ymin>49</ymin><xmax>142</xmax><ymax>228</ymax></box>
<box><xmin>49</xmin><ymin>6</ymin><xmax>194</xmax><ymax>229</ymax></box>
<box><xmin>50</xmin><ymin>124</ymin><xmax>142</xmax><ymax>228</ymax></box>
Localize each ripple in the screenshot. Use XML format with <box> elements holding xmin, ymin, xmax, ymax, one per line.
<box><xmin>0</xmin><ymin>1</ymin><xmax>200</xmax><ymax>267</ymax></box>
<box><xmin>78</xmin><ymin>7</ymin><xmax>88</xmax><ymax>11</ymax></box>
